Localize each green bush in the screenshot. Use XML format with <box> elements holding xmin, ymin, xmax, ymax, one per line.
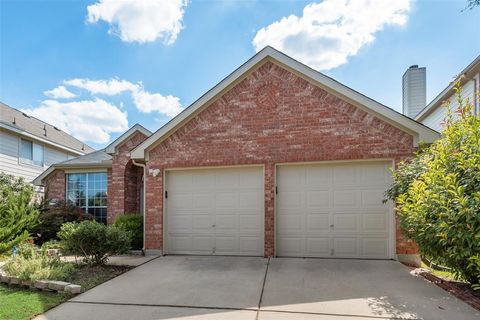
<box><xmin>3</xmin><ymin>242</ymin><xmax>74</xmax><ymax>281</ymax></box>
<box><xmin>113</xmin><ymin>214</ymin><xmax>143</xmax><ymax>250</ymax></box>
<box><xmin>32</xmin><ymin>201</ymin><xmax>93</xmax><ymax>245</ymax></box>
<box><xmin>58</xmin><ymin>220</ymin><xmax>131</xmax><ymax>265</ymax></box>
<box><xmin>0</xmin><ymin>173</ymin><xmax>39</xmax><ymax>255</ymax></box>
<box><xmin>386</xmin><ymin>86</ymin><xmax>480</xmax><ymax>288</ymax></box>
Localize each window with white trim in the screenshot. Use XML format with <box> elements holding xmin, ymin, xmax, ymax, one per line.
<box><xmin>66</xmin><ymin>172</ymin><xmax>107</xmax><ymax>223</ymax></box>
<box><xmin>19</xmin><ymin>139</ymin><xmax>44</xmax><ymax>166</ymax></box>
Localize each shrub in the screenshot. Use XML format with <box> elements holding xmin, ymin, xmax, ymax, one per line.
<box><xmin>3</xmin><ymin>242</ymin><xmax>75</xmax><ymax>281</ymax></box>
<box><xmin>386</xmin><ymin>86</ymin><xmax>480</xmax><ymax>288</ymax></box>
<box><xmin>58</xmin><ymin>220</ymin><xmax>131</xmax><ymax>265</ymax></box>
<box><xmin>0</xmin><ymin>173</ymin><xmax>39</xmax><ymax>255</ymax></box>
<box><xmin>32</xmin><ymin>201</ymin><xmax>93</xmax><ymax>245</ymax></box>
<box><xmin>113</xmin><ymin>214</ymin><xmax>143</xmax><ymax>250</ymax></box>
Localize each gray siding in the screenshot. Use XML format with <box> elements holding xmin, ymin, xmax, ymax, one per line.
<box><xmin>422</xmin><ymin>76</ymin><xmax>478</xmax><ymax>132</ymax></box>
<box><xmin>0</xmin><ymin>129</ymin><xmax>74</xmax><ymax>183</ymax></box>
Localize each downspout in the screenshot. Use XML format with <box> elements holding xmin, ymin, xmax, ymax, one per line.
<box><xmin>132</xmin><ymin>159</ymin><xmax>146</xmax><ymax>256</ymax></box>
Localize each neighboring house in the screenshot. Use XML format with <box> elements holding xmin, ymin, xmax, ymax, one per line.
<box><xmin>33</xmin><ymin>47</ymin><xmax>439</xmax><ymax>266</ymax></box>
<box><xmin>402</xmin><ymin>55</ymin><xmax>480</xmax><ymax>131</ymax></box>
<box><xmin>0</xmin><ymin>102</ymin><xmax>94</xmax><ymax>186</ymax></box>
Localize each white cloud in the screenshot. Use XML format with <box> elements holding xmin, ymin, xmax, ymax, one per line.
<box><xmin>64</xmin><ymin>78</ymin><xmax>139</xmax><ymax>96</ymax></box>
<box><xmin>63</xmin><ymin>77</ymin><xmax>183</xmax><ymax>118</ymax></box>
<box><xmin>43</xmin><ymin>86</ymin><xmax>77</xmax><ymax>99</ymax></box>
<box><xmin>22</xmin><ymin>99</ymin><xmax>128</xmax><ymax>144</ymax></box>
<box><xmin>86</xmin><ymin>0</ymin><xmax>187</xmax><ymax>44</ymax></box>
<box><xmin>132</xmin><ymin>90</ymin><xmax>183</xmax><ymax>118</ymax></box>
<box><xmin>253</xmin><ymin>0</ymin><xmax>411</xmax><ymax>71</ymax></box>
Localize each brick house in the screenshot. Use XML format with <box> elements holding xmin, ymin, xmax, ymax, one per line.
<box><xmin>33</xmin><ymin>47</ymin><xmax>439</xmax><ymax>266</ymax></box>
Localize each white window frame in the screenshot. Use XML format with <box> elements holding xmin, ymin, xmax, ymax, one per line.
<box><xmin>66</xmin><ymin>172</ymin><xmax>108</xmax><ymax>223</ymax></box>
<box><xmin>19</xmin><ymin>138</ymin><xmax>44</xmax><ymax>167</ymax></box>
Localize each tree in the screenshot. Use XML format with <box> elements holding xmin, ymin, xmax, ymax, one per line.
<box><xmin>386</xmin><ymin>85</ymin><xmax>480</xmax><ymax>288</ymax></box>
<box><xmin>466</xmin><ymin>0</ymin><xmax>480</xmax><ymax>9</ymax></box>
<box><xmin>0</xmin><ymin>173</ymin><xmax>39</xmax><ymax>254</ymax></box>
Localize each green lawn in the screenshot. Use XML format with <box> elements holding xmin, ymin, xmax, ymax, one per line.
<box><xmin>0</xmin><ymin>284</ymin><xmax>67</xmax><ymax>320</ymax></box>
<box><xmin>0</xmin><ymin>265</ymin><xmax>132</xmax><ymax>320</ymax></box>
<box><xmin>421</xmin><ymin>262</ymin><xmax>460</xmax><ymax>281</ymax></box>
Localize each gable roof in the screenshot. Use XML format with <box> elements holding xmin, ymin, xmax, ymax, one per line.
<box><xmin>0</xmin><ymin>102</ymin><xmax>94</xmax><ymax>155</ymax></box>
<box><xmin>131</xmin><ymin>46</ymin><xmax>439</xmax><ymax>160</ymax></box>
<box><xmin>32</xmin><ymin>149</ymin><xmax>112</xmax><ymax>186</ymax></box>
<box><xmin>32</xmin><ymin>123</ymin><xmax>150</xmax><ymax>186</ymax></box>
<box><xmin>415</xmin><ymin>54</ymin><xmax>480</xmax><ymax>122</ymax></box>
<box><xmin>105</xmin><ymin>123</ymin><xmax>151</xmax><ymax>154</ymax></box>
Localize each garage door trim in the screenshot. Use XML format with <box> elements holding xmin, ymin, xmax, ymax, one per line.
<box><xmin>163</xmin><ymin>164</ymin><xmax>265</xmax><ymax>256</ymax></box>
<box><xmin>274</xmin><ymin>159</ymin><xmax>395</xmax><ymax>259</ymax></box>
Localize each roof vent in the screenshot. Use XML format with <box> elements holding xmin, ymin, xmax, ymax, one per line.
<box><xmin>409</xmin><ymin>65</ymin><xmax>419</xmax><ymax>69</ymax></box>
<box><xmin>12</xmin><ymin>117</ymin><xmax>16</xmax><ymax>125</ymax></box>
<box><xmin>43</xmin><ymin>125</ymin><xmax>47</xmax><ymax>136</ymax></box>
<box><xmin>22</xmin><ymin>112</ymin><xmax>31</xmax><ymax>118</ymax></box>
<box><xmin>53</xmin><ymin>126</ymin><xmax>60</xmax><ymax>131</ymax></box>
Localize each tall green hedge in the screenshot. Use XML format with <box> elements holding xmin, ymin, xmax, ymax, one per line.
<box><xmin>386</xmin><ymin>86</ymin><xmax>480</xmax><ymax>288</ymax></box>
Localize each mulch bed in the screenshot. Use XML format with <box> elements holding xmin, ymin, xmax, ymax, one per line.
<box><xmin>414</xmin><ymin>269</ymin><xmax>480</xmax><ymax>311</ymax></box>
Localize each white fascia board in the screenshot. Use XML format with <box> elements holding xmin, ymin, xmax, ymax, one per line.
<box><xmin>0</xmin><ymin>123</ymin><xmax>86</xmax><ymax>155</ymax></box>
<box><xmin>32</xmin><ymin>162</ymin><xmax>112</xmax><ymax>186</ymax></box>
<box><xmin>105</xmin><ymin>124</ymin><xmax>152</xmax><ymax>154</ymax></box>
<box><xmin>131</xmin><ymin>47</ymin><xmax>440</xmax><ymax>160</ymax></box>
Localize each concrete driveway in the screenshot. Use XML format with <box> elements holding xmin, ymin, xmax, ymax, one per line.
<box><xmin>36</xmin><ymin>256</ymin><xmax>479</xmax><ymax>320</ymax></box>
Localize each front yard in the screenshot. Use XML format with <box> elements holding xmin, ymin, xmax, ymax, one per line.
<box><xmin>0</xmin><ymin>264</ymin><xmax>132</xmax><ymax>320</ymax></box>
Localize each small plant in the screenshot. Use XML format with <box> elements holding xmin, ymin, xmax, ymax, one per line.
<box><xmin>58</xmin><ymin>220</ymin><xmax>131</xmax><ymax>265</ymax></box>
<box><xmin>0</xmin><ymin>173</ymin><xmax>39</xmax><ymax>255</ymax></box>
<box><xmin>32</xmin><ymin>201</ymin><xmax>93</xmax><ymax>245</ymax></box>
<box><xmin>113</xmin><ymin>213</ymin><xmax>143</xmax><ymax>250</ymax></box>
<box><xmin>3</xmin><ymin>242</ymin><xmax>75</xmax><ymax>281</ymax></box>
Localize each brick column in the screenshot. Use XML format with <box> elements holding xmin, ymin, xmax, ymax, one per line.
<box><xmin>264</xmin><ymin>162</ymin><xmax>275</xmax><ymax>257</ymax></box>
<box><xmin>144</xmin><ymin>164</ymin><xmax>163</xmax><ymax>253</ymax></box>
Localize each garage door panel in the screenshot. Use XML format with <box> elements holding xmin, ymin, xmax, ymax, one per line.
<box><xmin>333</xmin><ymin>190</ymin><xmax>359</xmax><ymax>207</ymax></box>
<box><xmin>306</xmin><ymin>214</ymin><xmax>330</xmax><ymax>232</ymax></box>
<box><xmin>333</xmin><ymin>214</ymin><xmax>358</xmax><ymax>232</ymax></box>
<box><xmin>362</xmin><ymin>238</ymin><xmax>389</xmax><ymax>257</ymax></box>
<box><xmin>193</xmin><ymin>193</ymin><xmax>213</xmax><ymax>208</ymax></box>
<box><xmin>166</xmin><ymin>167</ymin><xmax>263</xmax><ymax>256</ymax></box>
<box><xmin>306</xmin><ymin>166</ymin><xmax>331</xmax><ymax>185</ymax></box>
<box><xmin>277</xmin><ymin>214</ymin><xmax>303</xmax><ymax>233</ymax></box>
<box><xmin>363</xmin><ymin>213</ymin><xmax>388</xmax><ymax>232</ymax></box>
<box><xmin>277</xmin><ymin>162</ymin><xmax>392</xmax><ymax>259</ymax></box>
<box><xmin>215</xmin><ymin>193</ymin><xmax>238</xmax><ymax>207</ymax></box>
<box><xmin>333</xmin><ymin>238</ymin><xmax>358</xmax><ymax>257</ymax></box>
<box><xmin>239</xmin><ymin>214</ymin><xmax>263</xmax><ymax>231</ymax></box>
<box><xmin>277</xmin><ymin>237</ymin><xmax>303</xmax><ymax>256</ymax></box>
<box><xmin>333</xmin><ymin>166</ymin><xmax>359</xmax><ymax>184</ymax></box>
<box><xmin>169</xmin><ymin>193</ymin><xmax>194</xmax><ymax>209</ymax></box>
<box><xmin>306</xmin><ymin>238</ymin><xmax>331</xmax><ymax>256</ymax></box>
<box><xmin>362</xmin><ymin>189</ymin><xmax>386</xmax><ymax>207</ymax></box>
<box><xmin>239</xmin><ymin>191</ymin><xmax>262</xmax><ymax>208</ymax></box>
<box><xmin>306</xmin><ymin>191</ymin><xmax>330</xmax><ymax>207</ymax></box>
<box><xmin>239</xmin><ymin>236</ymin><xmax>263</xmax><ymax>254</ymax></box>
<box><xmin>277</xmin><ymin>192</ymin><xmax>302</xmax><ymax>208</ymax></box>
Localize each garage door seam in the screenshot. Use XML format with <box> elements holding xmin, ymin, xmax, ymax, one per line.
<box><xmin>67</xmin><ymin>300</ymin><xmax>258</xmax><ymax>312</ymax></box>
<box><xmin>256</xmin><ymin>257</ymin><xmax>270</xmax><ymax>320</ymax></box>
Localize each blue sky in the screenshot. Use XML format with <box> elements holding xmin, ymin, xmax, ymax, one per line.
<box><xmin>1</xmin><ymin>0</ymin><xmax>479</xmax><ymax>149</ymax></box>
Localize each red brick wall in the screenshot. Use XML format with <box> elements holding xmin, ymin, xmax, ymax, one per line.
<box><xmin>107</xmin><ymin>132</ymin><xmax>148</xmax><ymax>224</ymax></box>
<box><xmin>44</xmin><ymin>169</ymin><xmax>65</xmax><ymax>203</ymax></box>
<box><xmin>144</xmin><ymin>61</ymin><xmax>416</xmax><ymax>257</ymax></box>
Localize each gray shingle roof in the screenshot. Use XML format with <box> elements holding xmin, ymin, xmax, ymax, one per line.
<box><xmin>0</xmin><ymin>102</ymin><xmax>95</xmax><ymax>154</ymax></box>
<box><xmin>56</xmin><ymin>149</ymin><xmax>111</xmax><ymax>166</ymax></box>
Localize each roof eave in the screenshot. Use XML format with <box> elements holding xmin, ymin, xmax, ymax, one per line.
<box><xmin>0</xmin><ymin>122</ymin><xmax>88</xmax><ymax>155</ymax></box>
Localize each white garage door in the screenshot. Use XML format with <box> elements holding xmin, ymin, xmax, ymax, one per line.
<box><xmin>165</xmin><ymin>166</ymin><xmax>264</xmax><ymax>256</ymax></box>
<box><xmin>276</xmin><ymin>161</ymin><xmax>392</xmax><ymax>259</ymax></box>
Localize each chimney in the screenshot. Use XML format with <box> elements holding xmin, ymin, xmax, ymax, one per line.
<box><xmin>402</xmin><ymin>65</ymin><xmax>426</xmax><ymax>118</ymax></box>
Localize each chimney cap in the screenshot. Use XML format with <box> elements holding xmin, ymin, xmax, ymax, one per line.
<box><xmin>409</xmin><ymin>65</ymin><xmax>419</xmax><ymax>69</ymax></box>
